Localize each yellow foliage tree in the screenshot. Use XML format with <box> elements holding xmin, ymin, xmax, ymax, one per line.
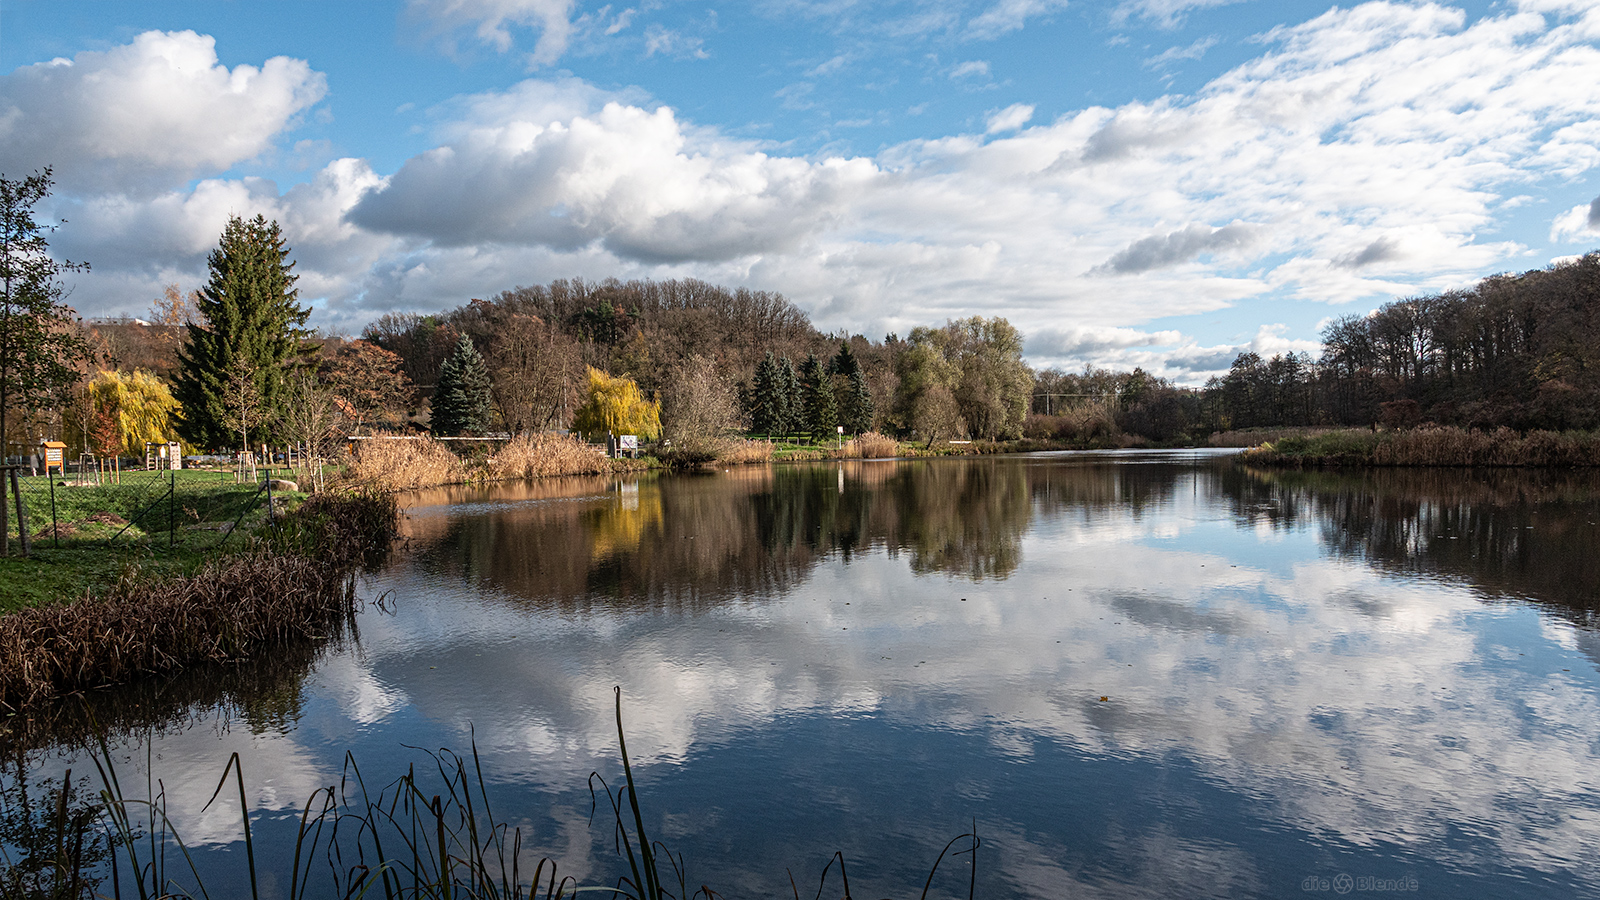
<box><xmin>65</xmin><ymin>370</ymin><xmax>180</xmax><ymax>456</ymax></box>
<box><xmin>570</xmin><ymin>367</ymin><xmax>660</xmax><ymax>440</ymax></box>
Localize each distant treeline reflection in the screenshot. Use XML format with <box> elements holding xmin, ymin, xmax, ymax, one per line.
<box><xmin>1231</xmin><ymin>465</ymin><xmax>1600</xmax><ymax>622</ymax></box>
<box><xmin>400</xmin><ymin>458</ymin><xmax>1192</xmax><ymax>607</ymax></box>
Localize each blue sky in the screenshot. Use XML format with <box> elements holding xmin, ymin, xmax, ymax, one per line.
<box><xmin>5</xmin><ymin>0</ymin><xmax>1600</xmax><ymax>381</ymax></box>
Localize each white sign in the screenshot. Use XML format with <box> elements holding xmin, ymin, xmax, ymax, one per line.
<box><xmin>619</xmin><ymin>435</ymin><xmax>639</xmax><ymax>450</ymax></box>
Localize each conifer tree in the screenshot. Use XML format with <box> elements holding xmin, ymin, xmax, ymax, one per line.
<box><xmin>831</xmin><ymin>341</ymin><xmax>874</xmax><ymax>434</ymax></box>
<box><xmin>431</xmin><ymin>334</ymin><xmax>493</xmax><ymax>435</ymax></box>
<box><xmin>173</xmin><ymin>215</ymin><xmax>309</xmax><ymax>450</ymax></box>
<box><xmin>776</xmin><ymin>356</ymin><xmax>801</xmax><ymax>436</ymax></box>
<box><xmin>800</xmin><ymin>353</ymin><xmax>837</xmax><ymax>441</ymax></box>
<box><xmin>750</xmin><ymin>351</ymin><xmax>784</xmax><ymax>435</ymax></box>
<box><xmin>844</xmin><ymin>367</ymin><xmax>874</xmax><ymax>434</ymax></box>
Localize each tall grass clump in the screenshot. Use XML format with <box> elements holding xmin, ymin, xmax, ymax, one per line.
<box><xmin>713</xmin><ymin>439</ymin><xmax>775</xmax><ymax>465</ymax></box>
<box><xmin>347</xmin><ymin>435</ymin><xmax>468</xmax><ymax>491</ymax></box>
<box><xmin>1372</xmin><ymin>426</ymin><xmax>1600</xmax><ymax>466</ymax></box>
<box><xmin>485</xmin><ymin>433</ymin><xmax>611</xmax><ymax>479</ymax></box>
<box><xmin>0</xmin><ymin>491</ymin><xmax>395</xmax><ymax>712</ymax></box>
<box><xmin>1241</xmin><ymin>425</ymin><xmax>1600</xmax><ymax>467</ymax></box>
<box><xmin>840</xmin><ymin>432</ymin><xmax>900</xmax><ymax>459</ymax></box>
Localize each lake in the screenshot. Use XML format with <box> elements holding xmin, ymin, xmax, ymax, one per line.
<box><xmin>8</xmin><ymin>450</ymin><xmax>1600</xmax><ymax>898</ymax></box>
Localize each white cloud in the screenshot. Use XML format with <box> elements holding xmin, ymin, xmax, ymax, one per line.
<box><xmin>1092</xmin><ymin>223</ymin><xmax>1261</xmax><ymax>274</ymax></box>
<box><xmin>949</xmin><ymin>59</ymin><xmax>991</xmax><ymax>79</ymax></box>
<box><xmin>1550</xmin><ymin>197</ymin><xmax>1600</xmax><ymax>242</ymax></box>
<box><xmin>0</xmin><ymin>30</ymin><xmax>325</xmax><ymax>194</ymax></box>
<box><xmin>36</xmin><ymin>4</ymin><xmax>1600</xmax><ymax>373</ymax></box>
<box><xmin>1143</xmin><ymin>35</ymin><xmax>1219</xmax><ymax>68</ymax></box>
<box><xmin>965</xmin><ymin>0</ymin><xmax>1071</xmax><ymax>40</ymax></box>
<box><xmin>985</xmin><ymin>102</ymin><xmax>1036</xmax><ymax>133</ymax></box>
<box><xmin>408</xmin><ymin>0</ymin><xmax>577</xmax><ymax>66</ymax></box>
<box><xmin>1116</xmin><ymin>0</ymin><xmax>1255</xmax><ymax>29</ymax></box>
<box><xmin>346</xmin><ymin>101</ymin><xmax>879</xmax><ymax>264</ymax></box>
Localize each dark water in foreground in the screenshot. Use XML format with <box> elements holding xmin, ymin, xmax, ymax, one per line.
<box><xmin>9</xmin><ymin>451</ymin><xmax>1600</xmax><ymax>898</ymax></box>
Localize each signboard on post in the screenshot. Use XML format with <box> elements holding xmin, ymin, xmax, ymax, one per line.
<box><xmin>619</xmin><ymin>435</ymin><xmax>639</xmax><ymax>451</ymax></box>
<box><xmin>41</xmin><ymin>441</ymin><xmax>66</xmax><ymax>474</ymax></box>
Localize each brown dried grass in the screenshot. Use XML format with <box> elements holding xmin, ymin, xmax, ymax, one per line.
<box><xmin>842</xmin><ymin>432</ymin><xmax>901</xmax><ymax>459</ymax></box>
<box><xmin>1371</xmin><ymin>426</ymin><xmax>1600</xmax><ymax>467</ymax></box>
<box><xmin>715</xmin><ymin>438</ymin><xmax>776</xmax><ymax>464</ymax></box>
<box><xmin>485</xmin><ymin>432</ymin><xmax>612</xmax><ymax>479</ymax></box>
<box><xmin>345</xmin><ymin>435</ymin><xmax>466</xmax><ymax>490</ymax></box>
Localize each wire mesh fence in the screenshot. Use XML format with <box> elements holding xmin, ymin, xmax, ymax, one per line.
<box><xmin>0</xmin><ymin>463</ymin><xmax>307</xmax><ymax>556</ymax></box>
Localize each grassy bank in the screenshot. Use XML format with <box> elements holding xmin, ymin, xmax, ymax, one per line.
<box><xmin>1239</xmin><ymin>425</ymin><xmax>1600</xmax><ymax>468</ymax></box>
<box><xmin>0</xmin><ymin>470</ymin><xmax>298</xmax><ymax>613</ymax></box>
<box><xmin>0</xmin><ymin>490</ymin><xmax>395</xmax><ymax>712</ymax></box>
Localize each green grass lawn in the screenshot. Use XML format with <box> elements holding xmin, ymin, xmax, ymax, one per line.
<box><xmin>0</xmin><ymin>467</ymin><xmax>310</xmax><ymax>613</ymax></box>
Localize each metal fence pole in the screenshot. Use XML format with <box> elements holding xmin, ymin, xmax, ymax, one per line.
<box><xmin>10</xmin><ymin>468</ymin><xmax>29</xmax><ymax>557</ymax></box>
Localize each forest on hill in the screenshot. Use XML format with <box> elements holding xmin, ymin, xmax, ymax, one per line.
<box><xmin>24</xmin><ymin>231</ymin><xmax>1600</xmax><ymax>457</ymax></box>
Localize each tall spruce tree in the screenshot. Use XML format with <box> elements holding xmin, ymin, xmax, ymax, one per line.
<box><xmin>173</xmin><ymin>215</ymin><xmax>309</xmax><ymax>450</ymax></box>
<box><xmin>431</xmin><ymin>334</ymin><xmax>493</xmax><ymax>435</ymax></box>
<box><xmin>750</xmin><ymin>351</ymin><xmax>784</xmax><ymax>435</ymax></box>
<box><xmin>844</xmin><ymin>368</ymin><xmax>874</xmax><ymax>434</ymax></box>
<box><xmin>776</xmin><ymin>356</ymin><xmax>800</xmax><ymax>435</ymax></box>
<box><xmin>799</xmin><ymin>353</ymin><xmax>837</xmax><ymax>441</ymax></box>
<box><xmin>831</xmin><ymin>341</ymin><xmax>873</xmax><ymax>434</ymax></box>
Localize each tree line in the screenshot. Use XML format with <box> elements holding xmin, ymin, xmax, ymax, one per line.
<box><xmin>6</xmin><ymin>165</ymin><xmax>1599</xmax><ymax>464</ymax></box>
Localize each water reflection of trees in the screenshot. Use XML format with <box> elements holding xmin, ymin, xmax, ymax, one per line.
<box><xmin>1230</xmin><ymin>466</ymin><xmax>1600</xmax><ymax>622</ymax></box>
<box><xmin>407</xmin><ymin>458</ymin><xmax>1206</xmax><ymax>605</ymax></box>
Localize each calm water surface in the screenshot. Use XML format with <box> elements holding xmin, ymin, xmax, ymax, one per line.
<box><xmin>11</xmin><ymin>450</ymin><xmax>1600</xmax><ymax>898</ymax></box>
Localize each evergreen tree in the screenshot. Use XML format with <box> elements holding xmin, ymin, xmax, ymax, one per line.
<box><xmin>776</xmin><ymin>356</ymin><xmax>800</xmax><ymax>435</ymax></box>
<box><xmin>799</xmin><ymin>353</ymin><xmax>838</xmax><ymax>442</ymax></box>
<box><xmin>431</xmin><ymin>334</ymin><xmax>493</xmax><ymax>435</ymax></box>
<box><xmin>173</xmin><ymin>215</ymin><xmax>309</xmax><ymax>450</ymax></box>
<box><xmin>844</xmin><ymin>368</ymin><xmax>874</xmax><ymax>434</ymax></box>
<box><xmin>831</xmin><ymin>341</ymin><xmax>874</xmax><ymax>433</ymax></box>
<box><xmin>749</xmin><ymin>351</ymin><xmax>784</xmax><ymax>435</ymax></box>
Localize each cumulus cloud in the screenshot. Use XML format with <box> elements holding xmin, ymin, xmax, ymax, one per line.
<box><xmin>0</xmin><ymin>31</ymin><xmax>325</xmax><ymax>194</ymax></box>
<box><xmin>1027</xmin><ymin>325</ymin><xmax>1185</xmax><ymax>358</ymax></box>
<box><xmin>985</xmin><ymin>103</ymin><xmax>1035</xmax><ymax>134</ymax></box>
<box><xmin>1094</xmin><ymin>224</ymin><xmax>1261</xmax><ymax>274</ymax></box>
<box><xmin>346</xmin><ymin>101</ymin><xmax>879</xmax><ymax>263</ymax></box>
<box><xmin>34</xmin><ymin>4</ymin><xmax>1600</xmax><ymax>375</ymax></box>
<box><xmin>1333</xmin><ymin>235</ymin><xmax>1404</xmax><ymax>269</ymax></box>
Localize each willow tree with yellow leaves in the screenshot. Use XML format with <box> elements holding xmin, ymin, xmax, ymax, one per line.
<box><xmin>65</xmin><ymin>369</ymin><xmax>179</xmax><ymax>456</ymax></box>
<box><xmin>570</xmin><ymin>367</ymin><xmax>660</xmax><ymax>441</ymax></box>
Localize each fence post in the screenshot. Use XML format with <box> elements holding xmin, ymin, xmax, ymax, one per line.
<box><xmin>10</xmin><ymin>468</ymin><xmax>29</xmax><ymax>557</ymax></box>
<box><xmin>170</xmin><ymin>470</ymin><xmax>176</xmax><ymax>549</ymax></box>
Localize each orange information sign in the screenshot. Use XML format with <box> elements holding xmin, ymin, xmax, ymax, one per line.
<box><xmin>42</xmin><ymin>440</ymin><xmax>66</xmax><ymax>473</ymax></box>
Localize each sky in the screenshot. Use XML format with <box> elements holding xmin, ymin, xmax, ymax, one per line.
<box><xmin>4</xmin><ymin>0</ymin><xmax>1600</xmax><ymax>383</ymax></box>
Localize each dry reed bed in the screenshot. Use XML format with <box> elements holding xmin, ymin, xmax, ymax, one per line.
<box><xmin>1243</xmin><ymin>426</ymin><xmax>1600</xmax><ymax>467</ymax></box>
<box><xmin>485</xmin><ymin>432</ymin><xmax>616</xmax><ymax>478</ymax></box>
<box><xmin>0</xmin><ymin>492</ymin><xmax>395</xmax><ymax>712</ymax></box>
<box><xmin>347</xmin><ymin>433</ymin><xmax>638</xmax><ymax>491</ymax></box>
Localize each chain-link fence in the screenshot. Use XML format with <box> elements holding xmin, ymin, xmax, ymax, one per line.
<box><xmin>0</xmin><ymin>463</ymin><xmax>300</xmax><ymax>556</ymax></box>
